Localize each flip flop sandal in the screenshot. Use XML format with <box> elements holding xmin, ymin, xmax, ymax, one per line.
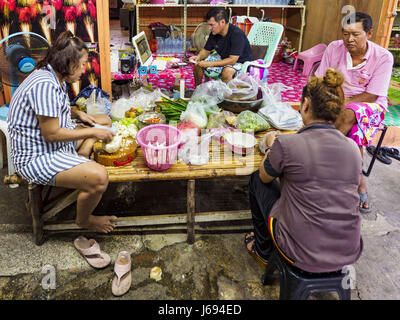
<box><xmin>245</xmin><ymin>236</ymin><xmax>268</xmax><ymax>268</ymax></box>
<box><xmin>74</xmin><ymin>236</ymin><xmax>111</xmax><ymax>269</ymax></box>
<box><xmin>359</xmin><ymin>193</ymin><xmax>371</xmax><ymax>214</ymax></box>
<box><xmin>112</xmin><ymin>251</ymin><xmax>132</xmax><ymax>296</ymax></box>
<box><xmin>366</xmin><ymin>146</ymin><xmax>392</xmax><ymax>165</ymax></box>
<box><xmin>381</xmin><ymin>147</ymin><xmax>400</xmax><ymax>161</ymax></box>
<box><xmin>244</xmin><ymin>232</ymin><xmax>255</xmax><ymax>246</ymax></box>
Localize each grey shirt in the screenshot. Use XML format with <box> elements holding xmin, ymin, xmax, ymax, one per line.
<box><xmin>265</xmin><ymin>123</ymin><xmax>363</xmax><ymax>273</ymax></box>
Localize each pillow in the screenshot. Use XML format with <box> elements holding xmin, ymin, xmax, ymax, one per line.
<box><xmin>250</xmin><ymin>45</ymin><xmax>268</xmax><ymax>60</ymax></box>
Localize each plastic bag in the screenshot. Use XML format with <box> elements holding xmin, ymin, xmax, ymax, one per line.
<box><xmin>236</xmin><ymin>110</ymin><xmax>270</xmax><ymax>133</ymax></box>
<box><xmin>128</xmin><ymin>87</ymin><xmax>162</xmax><ymax>112</ymax></box>
<box><xmin>206</xmin><ymin>111</ymin><xmax>235</xmax><ymax>129</ymax></box>
<box><xmin>86</xmin><ymin>90</ymin><xmax>106</xmax><ymax>115</ymax></box>
<box><xmin>258</xmin><ymin>82</ymin><xmax>303</xmax><ymax>131</ymax></box>
<box><xmin>180</xmin><ymin>101</ymin><xmax>208</xmax><ymax>129</ymax></box>
<box><xmin>110</xmin><ymin>97</ymin><xmax>132</xmax><ymax>120</ymax></box>
<box><xmin>259</xmin><ymin>130</ymin><xmax>280</xmax><ymax>154</ymax></box>
<box><xmin>178</xmin><ymin>131</ymin><xmax>213</xmax><ymax>166</ymax></box>
<box><xmin>227</xmin><ymin>73</ymin><xmax>259</xmax><ymax>101</ymax></box>
<box><xmin>191</xmin><ymin>80</ymin><xmax>232</xmax><ymax>104</ymax></box>
<box><xmin>72</xmin><ymin>84</ymin><xmax>112</xmax><ymax>115</ymax></box>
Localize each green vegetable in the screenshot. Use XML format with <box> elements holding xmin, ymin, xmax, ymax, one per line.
<box><xmin>236</xmin><ymin>110</ymin><xmax>270</xmax><ymax>133</ymax></box>
<box><xmin>157</xmin><ymin>98</ymin><xmax>188</xmax><ymax>122</ymax></box>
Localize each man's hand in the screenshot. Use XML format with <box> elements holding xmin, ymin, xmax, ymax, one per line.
<box><xmin>189</xmin><ymin>55</ymin><xmax>200</xmax><ymax>64</ymax></box>
<box><xmin>197</xmin><ymin>60</ymin><xmax>212</xmax><ymax>68</ymax></box>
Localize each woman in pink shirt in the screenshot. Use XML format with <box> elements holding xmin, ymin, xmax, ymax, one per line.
<box><xmin>315</xmin><ymin>12</ymin><xmax>393</xmax><ymax>213</ymax></box>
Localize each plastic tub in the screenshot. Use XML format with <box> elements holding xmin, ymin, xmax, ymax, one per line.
<box><xmin>136</xmin><ymin>124</ymin><xmax>182</xmax><ymax>171</ymax></box>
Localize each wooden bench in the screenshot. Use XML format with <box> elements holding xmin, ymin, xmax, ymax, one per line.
<box><xmin>4</xmin><ymin>131</ymin><xmax>274</xmax><ymax>246</ymax></box>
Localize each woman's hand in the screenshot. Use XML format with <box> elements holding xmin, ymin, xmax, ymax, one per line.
<box><xmin>90</xmin><ymin>128</ymin><xmax>115</xmax><ymax>144</ymax></box>
<box><xmin>77</xmin><ymin>111</ymin><xmax>96</xmax><ymax>127</ymax></box>
<box><xmin>265</xmin><ymin>131</ymin><xmax>280</xmax><ymax>148</ymax></box>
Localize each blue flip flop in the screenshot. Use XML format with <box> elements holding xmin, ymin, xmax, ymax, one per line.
<box><xmin>359</xmin><ymin>193</ymin><xmax>371</xmax><ymax>214</ymax></box>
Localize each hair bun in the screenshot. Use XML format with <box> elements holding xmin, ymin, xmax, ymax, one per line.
<box><xmin>323</xmin><ymin>68</ymin><xmax>344</xmax><ymax>88</ymax></box>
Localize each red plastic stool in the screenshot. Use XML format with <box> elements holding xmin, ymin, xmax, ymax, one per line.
<box><xmin>293</xmin><ymin>43</ymin><xmax>327</xmax><ymax>76</ymax></box>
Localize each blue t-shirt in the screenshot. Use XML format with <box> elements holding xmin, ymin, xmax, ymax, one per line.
<box><xmin>204</xmin><ymin>24</ymin><xmax>253</xmax><ymax>63</ymax></box>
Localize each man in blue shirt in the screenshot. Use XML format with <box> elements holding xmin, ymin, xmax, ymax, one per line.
<box><xmin>190</xmin><ymin>7</ymin><xmax>253</xmax><ymax>86</ymax></box>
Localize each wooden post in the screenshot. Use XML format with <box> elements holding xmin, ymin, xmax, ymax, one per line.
<box><xmin>27</xmin><ymin>184</ymin><xmax>45</xmax><ymax>245</ymax></box>
<box><xmin>187</xmin><ymin>179</ymin><xmax>195</xmax><ymax>244</ymax></box>
<box><xmin>96</xmin><ymin>0</ymin><xmax>112</xmax><ymax>98</ymax></box>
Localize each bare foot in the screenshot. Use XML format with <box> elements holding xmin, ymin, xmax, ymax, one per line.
<box><xmin>77</xmin><ymin>215</ymin><xmax>118</xmax><ymax>233</ymax></box>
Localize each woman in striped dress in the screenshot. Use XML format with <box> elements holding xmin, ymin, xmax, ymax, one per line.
<box><xmin>7</xmin><ymin>31</ymin><xmax>117</xmax><ymax>233</ymax></box>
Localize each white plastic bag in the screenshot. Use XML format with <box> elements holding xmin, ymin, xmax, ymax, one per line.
<box><xmin>258</xmin><ymin>82</ymin><xmax>303</xmax><ymax>131</ymax></box>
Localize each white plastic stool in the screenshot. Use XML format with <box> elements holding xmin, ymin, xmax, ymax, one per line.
<box><xmin>0</xmin><ymin>106</ymin><xmax>15</xmax><ymax>176</ymax></box>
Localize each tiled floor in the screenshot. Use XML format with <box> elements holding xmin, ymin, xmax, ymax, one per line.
<box><xmin>110</xmin><ymin>18</ymin><xmax>133</xmax><ymax>50</ymax></box>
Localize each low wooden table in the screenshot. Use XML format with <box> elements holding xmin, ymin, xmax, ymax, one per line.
<box><xmin>4</xmin><ymin>122</ymin><xmax>298</xmax><ymax>246</ymax></box>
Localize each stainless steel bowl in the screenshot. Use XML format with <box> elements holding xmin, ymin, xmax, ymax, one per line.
<box><xmin>218</xmin><ymin>90</ymin><xmax>264</xmax><ymax>113</ymax></box>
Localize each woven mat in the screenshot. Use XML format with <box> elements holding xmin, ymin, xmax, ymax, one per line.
<box><xmin>384</xmin><ymin>104</ymin><xmax>400</xmax><ymax>127</ymax></box>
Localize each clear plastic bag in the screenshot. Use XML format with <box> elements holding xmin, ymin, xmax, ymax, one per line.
<box><xmin>191</xmin><ymin>80</ymin><xmax>232</xmax><ymax>104</ymax></box>
<box><xmin>180</xmin><ymin>101</ymin><xmax>209</xmax><ymax>129</ymax></box>
<box><xmin>227</xmin><ymin>73</ymin><xmax>259</xmax><ymax>101</ymax></box>
<box><xmin>178</xmin><ymin>131</ymin><xmax>213</xmax><ymax>166</ymax></box>
<box><xmin>258</xmin><ymin>82</ymin><xmax>303</xmax><ymax>131</ymax></box>
<box><xmin>86</xmin><ymin>90</ymin><xmax>106</xmax><ymax>115</ymax></box>
<box><xmin>236</xmin><ymin>110</ymin><xmax>270</xmax><ymax>133</ymax></box>
<box><xmin>206</xmin><ymin>111</ymin><xmax>235</xmax><ymax>129</ymax></box>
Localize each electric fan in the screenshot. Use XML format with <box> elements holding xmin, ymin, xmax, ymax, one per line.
<box><xmin>0</xmin><ymin>32</ymin><xmax>50</xmax><ymax>97</ymax></box>
<box><xmin>191</xmin><ymin>23</ymin><xmax>210</xmax><ymax>53</ymax></box>
<box><xmin>0</xmin><ymin>32</ymin><xmax>49</xmax><ymax>180</ymax></box>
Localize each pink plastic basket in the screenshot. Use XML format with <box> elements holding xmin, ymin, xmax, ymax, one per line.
<box><xmin>136</xmin><ymin>124</ymin><xmax>182</xmax><ymax>171</ymax></box>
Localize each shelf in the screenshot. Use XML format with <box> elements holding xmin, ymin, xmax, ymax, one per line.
<box><xmin>135</xmin><ymin>4</ymin><xmax>305</xmax><ymax>8</ymax></box>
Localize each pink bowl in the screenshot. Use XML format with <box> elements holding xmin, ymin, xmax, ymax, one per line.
<box><xmin>136</xmin><ymin>124</ymin><xmax>182</xmax><ymax>171</ymax></box>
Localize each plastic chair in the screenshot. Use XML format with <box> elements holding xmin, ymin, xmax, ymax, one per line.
<box><xmin>262</xmin><ymin>248</ymin><xmax>351</xmax><ymax>300</ymax></box>
<box><xmin>0</xmin><ymin>105</ymin><xmax>15</xmax><ymax>176</ymax></box>
<box><xmin>293</xmin><ymin>43</ymin><xmax>327</xmax><ymax>76</ymax></box>
<box><xmin>204</xmin><ymin>22</ymin><xmax>284</xmax><ymax>81</ymax></box>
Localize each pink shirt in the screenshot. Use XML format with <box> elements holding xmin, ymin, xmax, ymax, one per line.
<box><xmin>315</xmin><ymin>40</ymin><xmax>394</xmax><ymax>109</ymax></box>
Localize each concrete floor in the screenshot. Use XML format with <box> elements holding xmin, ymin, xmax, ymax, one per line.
<box><xmin>0</xmin><ymin>148</ymin><xmax>399</xmax><ymax>302</ymax></box>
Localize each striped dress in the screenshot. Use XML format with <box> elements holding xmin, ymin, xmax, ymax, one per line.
<box><xmin>7</xmin><ymin>64</ymin><xmax>90</xmax><ymax>185</ymax></box>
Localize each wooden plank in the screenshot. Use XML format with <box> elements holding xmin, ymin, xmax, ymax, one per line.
<box><xmin>41</xmin><ymin>190</ymin><xmax>79</xmax><ymax>222</ymax></box>
<box><xmin>43</xmin><ymin>210</ymin><xmax>252</xmax><ymax>231</ymax></box>
<box><xmin>96</xmin><ymin>0</ymin><xmax>112</xmax><ymax>98</ymax></box>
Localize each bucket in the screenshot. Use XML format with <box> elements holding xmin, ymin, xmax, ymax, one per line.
<box><xmin>136</xmin><ymin>124</ymin><xmax>182</xmax><ymax>171</ymax></box>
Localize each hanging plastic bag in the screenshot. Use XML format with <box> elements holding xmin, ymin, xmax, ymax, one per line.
<box><xmin>258</xmin><ymin>82</ymin><xmax>303</xmax><ymax>131</ymax></box>
<box><xmin>227</xmin><ymin>73</ymin><xmax>259</xmax><ymax>101</ymax></box>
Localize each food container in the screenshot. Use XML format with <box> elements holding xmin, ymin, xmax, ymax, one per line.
<box><xmin>224</xmin><ymin>131</ymin><xmax>258</xmax><ymax>156</ymax></box>
<box><xmin>218</xmin><ymin>88</ymin><xmax>264</xmax><ymax>113</ymax></box>
<box><xmin>137</xmin><ymin>111</ymin><xmax>166</xmax><ymax>128</ymax></box>
<box><xmin>136</xmin><ymin>124</ymin><xmax>182</xmax><ymax>171</ymax></box>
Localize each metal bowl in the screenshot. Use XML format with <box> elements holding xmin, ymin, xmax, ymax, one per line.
<box><xmin>218</xmin><ymin>89</ymin><xmax>264</xmax><ymax>113</ymax></box>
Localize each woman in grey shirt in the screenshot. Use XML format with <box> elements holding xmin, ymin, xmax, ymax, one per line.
<box><xmin>246</xmin><ymin>68</ymin><xmax>363</xmax><ymax>273</ymax></box>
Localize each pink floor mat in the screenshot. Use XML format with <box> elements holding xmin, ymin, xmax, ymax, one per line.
<box><xmin>113</xmin><ymin>54</ymin><xmax>308</xmax><ymax>102</ymax></box>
